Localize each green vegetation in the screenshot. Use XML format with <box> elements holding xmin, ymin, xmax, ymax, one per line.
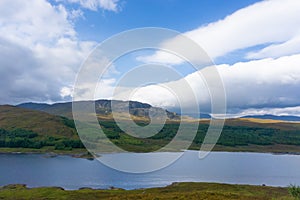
<box><xmin>0</xmin><ymin>106</ymin><xmax>84</xmax><ymax>152</ymax></box>
<box><xmin>97</xmin><ymin>119</ymin><xmax>300</xmax><ymax>153</ymax></box>
<box><xmin>1</xmin><ymin>105</ymin><xmax>300</xmax><ymax>154</ymax></box>
<box><xmin>288</xmin><ymin>184</ymin><xmax>300</xmax><ymax>199</ymax></box>
<box><xmin>0</xmin><ymin>128</ymin><xmax>84</xmax><ymax>150</ymax></box>
<box><xmin>3</xmin><ymin>119</ymin><xmax>300</xmax><ymax>153</ymax></box>
<box><xmin>0</xmin><ymin>182</ymin><xmax>293</xmax><ymax>200</ymax></box>
<box><xmin>198</xmin><ymin>125</ymin><xmax>300</xmax><ymax>146</ymax></box>
<box><xmin>0</xmin><ymin>105</ymin><xmax>77</xmax><ymax>137</ymax></box>
<box><xmin>60</xmin><ymin>116</ymin><xmax>76</xmax><ymax>129</ymax></box>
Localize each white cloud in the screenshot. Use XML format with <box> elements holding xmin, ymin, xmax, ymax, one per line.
<box><xmin>217</xmin><ymin>54</ymin><xmax>300</xmax><ymax>109</ymax></box>
<box><xmin>0</xmin><ymin>1</ymin><xmax>75</xmax><ymax>46</ymax></box>
<box><xmin>124</xmin><ymin>54</ymin><xmax>300</xmax><ymax>114</ymax></box>
<box><xmin>65</xmin><ymin>0</ymin><xmax>120</xmax><ymax>12</ymax></box>
<box><xmin>246</xmin><ymin>35</ymin><xmax>300</xmax><ymax>59</ymax></box>
<box><xmin>237</xmin><ymin>106</ymin><xmax>300</xmax><ymax>117</ymax></box>
<box><xmin>134</xmin><ymin>0</ymin><xmax>300</xmax><ymax>117</ymax></box>
<box><xmin>60</xmin><ymin>86</ymin><xmax>73</xmax><ymax>98</ymax></box>
<box><xmin>139</xmin><ymin>0</ymin><xmax>300</xmax><ymax>65</ymax></box>
<box><xmin>68</xmin><ymin>9</ymin><xmax>84</xmax><ymax>21</ymax></box>
<box><xmin>73</xmin><ymin>78</ymin><xmax>117</xmax><ymax>102</ymax></box>
<box><xmin>0</xmin><ymin>0</ymin><xmax>96</xmax><ymax>104</ymax></box>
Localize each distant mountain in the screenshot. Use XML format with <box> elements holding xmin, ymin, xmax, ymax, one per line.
<box><xmin>18</xmin><ymin>101</ymin><xmax>73</xmax><ymax>118</ymax></box>
<box><xmin>18</xmin><ymin>100</ymin><xmax>180</xmax><ymax>120</ymax></box>
<box><xmin>165</xmin><ymin>107</ymin><xmax>211</xmax><ymax>119</ymax></box>
<box><xmin>241</xmin><ymin>114</ymin><xmax>300</xmax><ymax>122</ymax></box>
<box><xmin>187</xmin><ymin>113</ymin><xmax>211</xmax><ymax>119</ymax></box>
<box><xmin>17</xmin><ymin>102</ymin><xmax>50</xmax><ymax>110</ymax></box>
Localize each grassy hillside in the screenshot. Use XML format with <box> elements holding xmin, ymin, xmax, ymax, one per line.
<box><xmin>0</xmin><ymin>182</ymin><xmax>292</xmax><ymax>200</ymax></box>
<box><xmin>242</xmin><ymin>114</ymin><xmax>300</xmax><ymax>122</ymax></box>
<box><xmin>1</xmin><ymin>104</ymin><xmax>300</xmax><ymax>154</ymax></box>
<box><xmin>0</xmin><ymin>105</ymin><xmax>83</xmax><ymax>151</ymax></box>
<box><xmin>96</xmin><ymin>118</ymin><xmax>300</xmax><ymax>153</ymax></box>
<box><xmin>0</xmin><ymin>105</ymin><xmax>77</xmax><ymax>137</ymax></box>
<box><xmin>221</xmin><ymin>118</ymin><xmax>300</xmax><ymax>131</ymax></box>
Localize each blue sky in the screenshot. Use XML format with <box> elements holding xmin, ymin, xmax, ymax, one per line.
<box><xmin>66</xmin><ymin>0</ymin><xmax>260</xmax><ymax>41</ymax></box>
<box><xmin>0</xmin><ymin>0</ymin><xmax>300</xmax><ymax>116</ymax></box>
<box><xmin>57</xmin><ymin>0</ymin><xmax>263</xmax><ymax>66</ymax></box>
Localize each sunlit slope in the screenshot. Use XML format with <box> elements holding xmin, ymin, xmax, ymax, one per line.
<box><xmin>222</xmin><ymin>118</ymin><xmax>300</xmax><ymax>131</ymax></box>
<box><xmin>0</xmin><ymin>105</ymin><xmax>77</xmax><ymax>138</ymax></box>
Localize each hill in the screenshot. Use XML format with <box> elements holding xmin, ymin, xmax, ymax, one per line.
<box><xmin>0</xmin><ymin>105</ymin><xmax>76</xmax><ymax>137</ymax></box>
<box><xmin>241</xmin><ymin>114</ymin><xmax>300</xmax><ymax>122</ymax></box>
<box><xmin>219</xmin><ymin>118</ymin><xmax>300</xmax><ymax>131</ymax></box>
<box><xmin>18</xmin><ymin>100</ymin><xmax>180</xmax><ymax>120</ymax></box>
<box><xmin>1</xmin><ymin>101</ymin><xmax>300</xmax><ymax>154</ymax></box>
<box><xmin>0</xmin><ymin>105</ymin><xmax>83</xmax><ymax>150</ymax></box>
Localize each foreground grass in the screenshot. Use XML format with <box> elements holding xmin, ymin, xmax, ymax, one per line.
<box><xmin>0</xmin><ymin>182</ymin><xmax>293</xmax><ymax>200</ymax></box>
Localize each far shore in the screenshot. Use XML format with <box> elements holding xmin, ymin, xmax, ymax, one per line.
<box><xmin>0</xmin><ymin>147</ymin><xmax>94</xmax><ymax>159</ymax></box>
<box><xmin>1</xmin><ymin>143</ymin><xmax>300</xmax><ymax>158</ymax></box>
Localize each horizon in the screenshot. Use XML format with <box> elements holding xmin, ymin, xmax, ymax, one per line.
<box><xmin>10</xmin><ymin>99</ymin><xmax>300</xmax><ymax>119</ymax></box>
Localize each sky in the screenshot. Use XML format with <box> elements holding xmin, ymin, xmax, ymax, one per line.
<box><xmin>0</xmin><ymin>0</ymin><xmax>300</xmax><ymax>117</ymax></box>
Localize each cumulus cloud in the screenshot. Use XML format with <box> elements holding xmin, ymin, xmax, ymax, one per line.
<box><xmin>65</xmin><ymin>0</ymin><xmax>120</xmax><ymax>12</ymax></box>
<box><xmin>217</xmin><ymin>54</ymin><xmax>300</xmax><ymax>110</ymax></box>
<box><xmin>123</xmin><ymin>54</ymin><xmax>300</xmax><ymax>115</ymax></box>
<box><xmin>0</xmin><ymin>0</ymin><xmax>96</xmax><ymax>104</ymax></box>
<box><xmin>0</xmin><ymin>1</ymin><xmax>75</xmax><ymax>46</ymax></box>
<box><xmin>246</xmin><ymin>35</ymin><xmax>300</xmax><ymax>59</ymax></box>
<box><xmin>235</xmin><ymin>106</ymin><xmax>300</xmax><ymax>117</ymax></box>
<box><xmin>139</xmin><ymin>0</ymin><xmax>300</xmax><ymax>64</ymax></box>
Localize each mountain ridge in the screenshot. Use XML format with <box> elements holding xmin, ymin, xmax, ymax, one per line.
<box><xmin>18</xmin><ymin>100</ymin><xmax>180</xmax><ymax>120</ymax></box>
<box><xmin>17</xmin><ymin>101</ymin><xmax>300</xmax><ymax>122</ymax></box>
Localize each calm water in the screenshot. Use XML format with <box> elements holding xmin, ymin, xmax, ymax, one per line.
<box><xmin>1</xmin><ymin>151</ymin><xmax>300</xmax><ymax>190</ymax></box>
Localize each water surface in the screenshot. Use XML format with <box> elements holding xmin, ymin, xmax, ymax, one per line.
<box><xmin>0</xmin><ymin>151</ymin><xmax>300</xmax><ymax>190</ymax></box>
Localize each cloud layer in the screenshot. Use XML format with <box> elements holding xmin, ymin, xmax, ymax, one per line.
<box><xmin>132</xmin><ymin>0</ymin><xmax>300</xmax><ymax>116</ymax></box>
<box><xmin>121</xmin><ymin>54</ymin><xmax>300</xmax><ymax>116</ymax></box>
<box><xmin>139</xmin><ymin>0</ymin><xmax>300</xmax><ymax>64</ymax></box>
<box><xmin>64</xmin><ymin>0</ymin><xmax>120</xmax><ymax>12</ymax></box>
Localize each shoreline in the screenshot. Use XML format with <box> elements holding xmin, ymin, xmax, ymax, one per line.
<box><xmin>0</xmin><ymin>181</ymin><xmax>285</xmax><ymax>191</ymax></box>
<box><xmin>0</xmin><ymin>147</ymin><xmax>94</xmax><ymax>159</ymax></box>
<box><xmin>1</xmin><ymin>145</ymin><xmax>300</xmax><ymax>158</ymax></box>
